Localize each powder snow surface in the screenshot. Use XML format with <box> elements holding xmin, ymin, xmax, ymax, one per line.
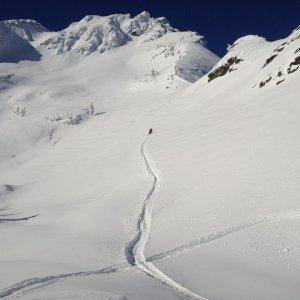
<box><xmin>0</xmin><ymin>13</ymin><xmax>299</xmax><ymax>300</ymax></box>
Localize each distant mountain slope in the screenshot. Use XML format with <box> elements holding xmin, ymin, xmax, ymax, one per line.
<box><xmin>36</xmin><ymin>11</ymin><xmax>219</xmax><ymax>83</ymax></box>
<box><xmin>0</xmin><ymin>22</ymin><xmax>41</xmax><ymax>63</ymax></box>
<box><xmin>4</xmin><ymin>19</ymin><xmax>49</xmax><ymax>41</ymax></box>
<box><xmin>39</xmin><ymin>12</ymin><xmax>176</xmax><ymax>55</ymax></box>
<box><xmin>1</xmin><ymin>12</ymin><xmax>219</xmax><ymax>85</ymax></box>
<box><xmin>0</xmin><ymin>12</ymin><xmax>219</xmax><ymax>164</ymax></box>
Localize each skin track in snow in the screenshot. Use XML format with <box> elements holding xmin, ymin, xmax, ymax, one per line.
<box><xmin>0</xmin><ymin>266</ymin><xmax>120</xmax><ymax>298</ymax></box>
<box><xmin>0</xmin><ymin>215</ymin><xmax>38</xmax><ymax>223</ymax></box>
<box><xmin>147</xmin><ymin>209</ymin><xmax>300</xmax><ymax>262</ymax></box>
<box><xmin>1</xmin><ymin>207</ymin><xmax>300</xmax><ymax>298</ymax></box>
<box><xmin>125</xmin><ymin>136</ymin><xmax>206</xmax><ymax>300</ymax></box>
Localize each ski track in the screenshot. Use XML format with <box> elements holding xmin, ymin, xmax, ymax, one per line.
<box><xmin>124</xmin><ymin>136</ymin><xmax>206</xmax><ymax>299</ymax></box>
<box><xmin>147</xmin><ymin>208</ymin><xmax>300</xmax><ymax>262</ymax></box>
<box><xmin>0</xmin><ymin>265</ymin><xmax>121</xmax><ymax>298</ymax></box>
<box><xmin>1</xmin><ymin>136</ymin><xmax>300</xmax><ymax>299</ymax></box>
<box><xmin>0</xmin><ymin>215</ymin><xmax>38</xmax><ymax>223</ymax></box>
<box><xmin>1</xmin><ymin>209</ymin><xmax>300</xmax><ymax>299</ymax></box>
<box><xmin>124</xmin><ymin>137</ymin><xmax>159</xmax><ymax>266</ymax></box>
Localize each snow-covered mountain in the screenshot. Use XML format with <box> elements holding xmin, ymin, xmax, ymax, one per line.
<box><xmin>0</xmin><ymin>22</ymin><xmax>41</xmax><ymax>63</ymax></box>
<box><xmin>0</xmin><ymin>12</ymin><xmax>219</xmax><ymax>84</ymax></box>
<box><xmin>39</xmin><ymin>11</ymin><xmax>175</xmax><ymax>55</ymax></box>
<box><xmin>4</xmin><ymin>19</ymin><xmax>49</xmax><ymax>41</ymax></box>
<box><xmin>0</xmin><ymin>11</ymin><xmax>299</xmax><ymax>300</ymax></box>
<box><xmin>204</xmin><ymin>26</ymin><xmax>300</xmax><ymax>87</ymax></box>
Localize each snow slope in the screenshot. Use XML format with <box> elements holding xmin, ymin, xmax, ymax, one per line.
<box><xmin>0</xmin><ymin>22</ymin><xmax>41</xmax><ymax>63</ymax></box>
<box><xmin>4</xmin><ymin>19</ymin><xmax>49</xmax><ymax>42</ymax></box>
<box><xmin>0</xmin><ymin>12</ymin><xmax>299</xmax><ymax>300</ymax></box>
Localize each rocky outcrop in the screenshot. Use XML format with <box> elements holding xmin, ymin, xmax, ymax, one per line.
<box><xmin>207</xmin><ymin>56</ymin><xmax>243</xmax><ymax>82</ymax></box>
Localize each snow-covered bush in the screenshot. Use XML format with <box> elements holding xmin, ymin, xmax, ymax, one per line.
<box><xmin>46</xmin><ymin>112</ymin><xmax>83</xmax><ymax>125</ymax></box>
<box><xmin>48</xmin><ymin>113</ymin><xmax>63</xmax><ymax>122</ymax></box>
<box><xmin>89</xmin><ymin>102</ymin><xmax>95</xmax><ymax>115</ymax></box>
<box><xmin>13</xmin><ymin>106</ymin><xmax>26</xmax><ymax>116</ymax></box>
<box><xmin>84</xmin><ymin>102</ymin><xmax>94</xmax><ymax>115</ymax></box>
<box><xmin>135</xmin><ymin>69</ymin><xmax>160</xmax><ymax>84</ymax></box>
<box><xmin>63</xmin><ymin>113</ymin><xmax>82</xmax><ymax>125</ymax></box>
<box><xmin>47</xmin><ymin>102</ymin><xmax>98</xmax><ymax>126</ymax></box>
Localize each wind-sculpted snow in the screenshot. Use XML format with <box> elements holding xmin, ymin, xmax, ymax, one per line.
<box><xmin>41</xmin><ymin>16</ymin><xmax>129</xmax><ymax>55</ymax></box>
<box><xmin>40</xmin><ymin>12</ymin><xmax>175</xmax><ymax>56</ymax></box>
<box><xmin>33</xmin><ymin>11</ymin><xmax>219</xmax><ymax>83</ymax></box>
<box><xmin>174</xmin><ymin>35</ymin><xmax>220</xmax><ymax>82</ymax></box>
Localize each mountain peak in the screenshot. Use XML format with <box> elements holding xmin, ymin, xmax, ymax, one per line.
<box><xmin>4</xmin><ymin>19</ymin><xmax>49</xmax><ymax>41</ymax></box>
<box><xmin>39</xmin><ymin>12</ymin><xmax>177</xmax><ymax>55</ymax></box>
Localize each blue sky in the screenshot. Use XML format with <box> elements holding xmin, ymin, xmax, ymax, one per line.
<box><xmin>1</xmin><ymin>0</ymin><xmax>299</xmax><ymax>56</ymax></box>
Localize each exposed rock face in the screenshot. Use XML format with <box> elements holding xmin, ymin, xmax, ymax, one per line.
<box><xmin>262</xmin><ymin>54</ymin><xmax>277</xmax><ymax>68</ymax></box>
<box><xmin>204</xmin><ymin>26</ymin><xmax>300</xmax><ymax>89</ymax></box>
<box><xmin>207</xmin><ymin>56</ymin><xmax>243</xmax><ymax>82</ymax></box>
<box><xmin>257</xmin><ymin>27</ymin><xmax>300</xmax><ymax>88</ymax></box>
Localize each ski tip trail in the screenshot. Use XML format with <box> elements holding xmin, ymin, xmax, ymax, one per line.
<box><xmin>125</xmin><ymin>134</ymin><xmax>207</xmax><ymax>299</ymax></box>
<box><xmin>0</xmin><ymin>214</ymin><xmax>38</xmax><ymax>223</ymax></box>
<box><xmin>0</xmin><ymin>265</ymin><xmax>120</xmax><ymax>298</ymax></box>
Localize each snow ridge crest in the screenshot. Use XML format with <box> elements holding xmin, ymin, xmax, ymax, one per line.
<box><xmin>40</xmin><ymin>11</ymin><xmax>176</xmax><ymax>55</ymax></box>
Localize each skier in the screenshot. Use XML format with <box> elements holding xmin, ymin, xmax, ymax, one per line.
<box><xmin>148</xmin><ymin>128</ymin><xmax>153</xmax><ymax>135</ymax></box>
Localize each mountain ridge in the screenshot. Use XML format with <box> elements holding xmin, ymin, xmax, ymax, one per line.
<box><xmin>0</xmin><ymin>12</ymin><xmax>299</xmax><ymax>300</ymax></box>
